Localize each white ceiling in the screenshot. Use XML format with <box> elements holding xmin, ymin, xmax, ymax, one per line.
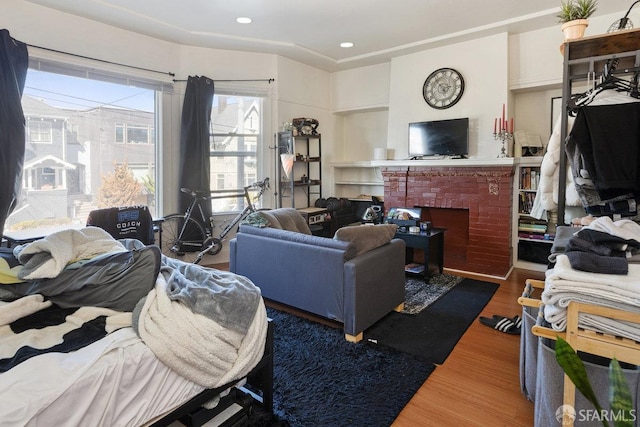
<box><xmin>26</xmin><ymin>0</ymin><xmax>634</xmax><ymax>71</ymax></box>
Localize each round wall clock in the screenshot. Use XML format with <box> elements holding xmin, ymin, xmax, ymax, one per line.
<box><xmin>422</xmin><ymin>68</ymin><xmax>465</xmax><ymax>109</ymax></box>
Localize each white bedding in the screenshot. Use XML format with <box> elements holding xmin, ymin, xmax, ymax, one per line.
<box><xmin>0</xmin><ymin>236</ymin><xmax>267</xmax><ymax>426</ymax></box>
<box><xmin>0</xmin><ymin>327</ymin><xmax>204</xmax><ymax>427</ymax></box>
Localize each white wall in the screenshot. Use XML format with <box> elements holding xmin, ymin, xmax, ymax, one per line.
<box><xmin>387</xmin><ymin>33</ymin><xmax>509</xmax><ymax>160</ymax></box>
<box><xmin>331</xmin><ymin>63</ymin><xmax>390</xmax><ymax>113</ymax></box>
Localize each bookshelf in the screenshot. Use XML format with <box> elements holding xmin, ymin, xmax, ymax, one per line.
<box><xmin>513</xmin><ymin>156</ymin><xmax>552</xmax><ymax>270</ymax></box>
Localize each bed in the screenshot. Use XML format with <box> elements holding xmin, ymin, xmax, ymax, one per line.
<box><xmin>0</xmin><ymin>227</ymin><xmax>273</xmax><ymax>427</ymax></box>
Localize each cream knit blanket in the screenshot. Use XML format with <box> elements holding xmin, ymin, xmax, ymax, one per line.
<box><xmin>134</xmin><ymin>272</ymin><xmax>267</xmax><ymax>388</ymax></box>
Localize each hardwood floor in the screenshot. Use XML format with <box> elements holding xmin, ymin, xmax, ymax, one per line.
<box><xmin>209</xmin><ymin>262</ymin><xmax>545</xmax><ymax>426</ymax></box>
<box><xmin>392</xmin><ymin>267</ymin><xmax>545</xmax><ymax>427</ymax></box>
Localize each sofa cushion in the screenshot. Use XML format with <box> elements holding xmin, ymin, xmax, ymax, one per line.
<box><xmin>334</xmin><ymin>223</ymin><xmax>398</xmax><ymax>259</ymax></box>
<box><xmin>258</xmin><ymin>208</ymin><xmax>312</xmax><ymax>234</ymax></box>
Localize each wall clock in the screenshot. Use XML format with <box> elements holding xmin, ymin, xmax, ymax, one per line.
<box><xmin>422</xmin><ymin>68</ymin><xmax>465</xmax><ymax>109</ymax></box>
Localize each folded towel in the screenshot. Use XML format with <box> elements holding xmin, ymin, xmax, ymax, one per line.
<box><xmin>542</xmin><ymin>254</ymin><xmax>640</xmax><ymax>338</ymax></box>
<box><xmin>565</xmin><ymin>251</ymin><xmax>628</xmax><ymax>275</ymax></box>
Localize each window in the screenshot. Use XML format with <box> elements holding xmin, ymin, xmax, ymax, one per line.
<box><xmin>4</xmin><ymin>66</ymin><xmax>161</xmax><ymax>236</ymax></box>
<box><xmin>209</xmin><ymin>93</ymin><xmax>264</xmax><ymax>212</ymax></box>
<box><xmin>27</xmin><ymin>120</ymin><xmax>52</xmax><ymax>143</ymax></box>
<box><xmin>115</xmin><ymin>123</ymin><xmax>150</xmax><ymax>144</ymax></box>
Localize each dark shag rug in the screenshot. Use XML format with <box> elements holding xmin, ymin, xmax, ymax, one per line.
<box><xmin>266</xmin><ymin>307</ymin><xmax>435</xmax><ymax>427</ymax></box>
<box><xmin>365</xmin><ymin>278</ymin><xmax>500</xmax><ymax>364</ymax></box>
<box><xmin>402</xmin><ymin>273</ymin><xmax>464</xmax><ymax>315</ymax></box>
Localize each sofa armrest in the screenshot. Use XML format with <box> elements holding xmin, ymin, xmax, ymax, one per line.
<box><xmin>342</xmin><ymin>239</ymin><xmax>406</xmax><ymax>336</ymax></box>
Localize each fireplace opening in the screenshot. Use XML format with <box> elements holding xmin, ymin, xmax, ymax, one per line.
<box><xmin>420</xmin><ymin>207</ymin><xmax>469</xmax><ymax>268</ymax></box>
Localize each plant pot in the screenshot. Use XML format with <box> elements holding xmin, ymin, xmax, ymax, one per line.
<box><xmin>561</xmin><ymin>19</ymin><xmax>589</xmax><ymax>40</ymax></box>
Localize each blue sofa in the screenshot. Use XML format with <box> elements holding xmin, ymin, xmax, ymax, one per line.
<box><xmin>229</xmin><ymin>208</ymin><xmax>406</xmax><ymax>342</ymax></box>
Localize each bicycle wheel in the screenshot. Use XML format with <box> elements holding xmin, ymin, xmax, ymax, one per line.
<box><xmin>161</xmin><ymin>214</ymin><xmax>207</xmax><ymax>264</ymax></box>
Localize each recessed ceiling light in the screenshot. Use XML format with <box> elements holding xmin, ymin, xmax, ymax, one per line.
<box><xmin>236</xmin><ymin>17</ymin><xmax>252</xmax><ymax>24</ymax></box>
<box><xmin>340</xmin><ymin>42</ymin><xmax>354</xmax><ymax>48</ymax></box>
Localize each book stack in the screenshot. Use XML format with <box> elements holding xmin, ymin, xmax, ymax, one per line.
<box><xmin>404</xmin><ymin>263</ymin><xmax>425</xmax><ymax>274</ymax></box>
<box><xmin>518</xmin><ymin>192</ymin><xmax>537</xmax><ymax>214</ymax></box>
<box><xmin>520</xmin><ymin>167</ymin><xmax>540</xmax><ymax>190</ymax></box>
<box><xmin>518</xmin><ymin>218</ymin><xmax>550</xmax><ymax>240</ymax></box>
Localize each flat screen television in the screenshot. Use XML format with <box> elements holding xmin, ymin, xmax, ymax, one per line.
<box><xmin>408</xmin><ymin>118</ymin><xmax>469</xmax><ymax>157</ymax></box>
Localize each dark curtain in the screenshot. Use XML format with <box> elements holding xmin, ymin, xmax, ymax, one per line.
<box><xmin>178</xmin><ymin>75</ymin><xmax>215</xmax><ymax>220</ymax></box>
<box><xmin>0</xmin><ymin>29</ymin><xmax>29</xmax><ymax>237</ymax></box>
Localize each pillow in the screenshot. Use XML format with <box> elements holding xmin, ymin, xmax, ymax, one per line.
<box><xmin>333</xmin><ymin>224</ymin><xmax>398</xmax><ymax>258</ymax></box>
<box><xmin>259</xmin><ymin>208</ymin><xmax>312</xmax><ymax>234</ymax></box>
<box><xmin>241</xmin><ymin>211</ymin><xmax>270</xmax><ymax>228</ymax></box>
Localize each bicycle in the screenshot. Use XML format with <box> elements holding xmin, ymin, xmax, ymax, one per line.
<box><xmin>161</xmin><ymin>177</ymin><xmax>270</xmax><ymax>264</ymax></box>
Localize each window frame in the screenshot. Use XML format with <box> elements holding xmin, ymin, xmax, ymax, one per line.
<box><xmin>3</xmin><ymin>50</ymin><xmax>172</xmax><ymax>235</ymax></box>
<box><xmin>27</xmin><ymin>119</ymin><xmax>53</xmax><ymax>143</ymax></box>
<box><xmin>208</xmin><ymin>87</ymin><xmax>268</xmax><ymax>213</ymax></box>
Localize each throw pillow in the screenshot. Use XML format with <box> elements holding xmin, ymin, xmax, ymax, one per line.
<box><xmin>333</xmin><ymin>223</ymin><xmax>398</xmax><ymax>258</ymax></box>
<box><xmin>259</xmin><ymin>208</ymin><xmax>312</xmax><ymax>234</ymax></box>
<box><xmin>241</xmin><ymin>211</ymin><xmax>270</xmax><ymax>228</ymax></box>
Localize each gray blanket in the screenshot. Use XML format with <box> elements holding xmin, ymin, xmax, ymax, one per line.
<box><xmin>160</xmin><ymin>256</ymin><xmax>262</xmax><ymax>334</ymax></box>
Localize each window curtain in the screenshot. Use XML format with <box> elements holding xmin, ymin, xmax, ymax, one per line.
<box><xmin>0</xmin><ymin>30</ymin><xmax>28</xmax><ymax>236</ymax></box>
<box><xmin>178</xmin><ymin>75</ymin><xmax>214</xmax><ymax>220</ymax></box>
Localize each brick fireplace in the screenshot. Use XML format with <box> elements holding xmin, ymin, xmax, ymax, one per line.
<box><xmin>382</xmin><ymin>165</ymin><xmax>515</xmax><ymax>277</ymax></box>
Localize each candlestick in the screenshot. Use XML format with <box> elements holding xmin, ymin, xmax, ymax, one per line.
<box><xmin>493</xmin><ymin>113</ymin><xmax>513</xmax><ymax>158</ymax></box>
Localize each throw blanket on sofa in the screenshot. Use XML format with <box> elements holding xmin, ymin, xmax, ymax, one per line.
<box><xmin>0</xmin><ymin>294</ymin><xmax>131</xmax><ymax>372</ymax></box>
<box><xmin>133</xmin><ymin>271</ymin><xmax>267</xmax><ymax>388</ymax></box>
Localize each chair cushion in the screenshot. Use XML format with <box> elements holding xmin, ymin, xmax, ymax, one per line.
<box><xmin>334</xmin><ymin>223</ymin><xmax>397</xmax><ymax>259</ymax></box>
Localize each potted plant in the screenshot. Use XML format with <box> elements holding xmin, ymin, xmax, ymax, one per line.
<box><xmin>557</xmin><ymin>0</ymin><xmax>598</xmax><ymax>40</ymax></box>
<box><xmin>555</xmin><ymin>336</ymin><xmax>634</xmax><ymax>427</ymax></box>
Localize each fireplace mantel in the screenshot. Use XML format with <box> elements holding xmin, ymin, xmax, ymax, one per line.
<box><xmin>371</xmin><ymin>158</ymin><xmax>516</xmax><ymax>168</ymax></box>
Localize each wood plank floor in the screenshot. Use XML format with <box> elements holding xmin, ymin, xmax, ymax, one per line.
<box><xmin>392</xmin><ymin>267</ymin><xmax>545</xmax><ymax>427</ymax></box>
<box><xmin>209</xmin><ymin>263</ymin><xmax>545</xmax><ymax>426</ymax></box>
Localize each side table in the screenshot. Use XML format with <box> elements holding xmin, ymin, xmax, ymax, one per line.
<box><xmin>393</xmin><ymin>227</ymin><xmax>446</xmax><ymax>279</ymax></box>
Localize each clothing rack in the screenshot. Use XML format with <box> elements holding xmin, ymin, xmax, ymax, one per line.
<box><xmin>557</xmin><ymin>29</ymin><xmax>640</xmax><ymax>225</ymax></box>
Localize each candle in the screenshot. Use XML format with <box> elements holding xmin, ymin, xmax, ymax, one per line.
<box><xmin>494</xmin><ymin>118</ymin><xmax>497</xmax><ymax>133</ymax></box>
<box><xmin>510</xmin><ymin>118</ymin><xmax>514</xmax><ymax>133</ymax></box>
<box><xmin>502</xmin><ymin>104</ymin><xmax>505</xmax><ymax>125</ymax></box>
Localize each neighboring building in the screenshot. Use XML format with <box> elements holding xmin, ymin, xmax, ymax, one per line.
<box><xmin>6</xmin><ymin>96</ymin><xmax>155</xmax><ymax>230</ymax></box>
